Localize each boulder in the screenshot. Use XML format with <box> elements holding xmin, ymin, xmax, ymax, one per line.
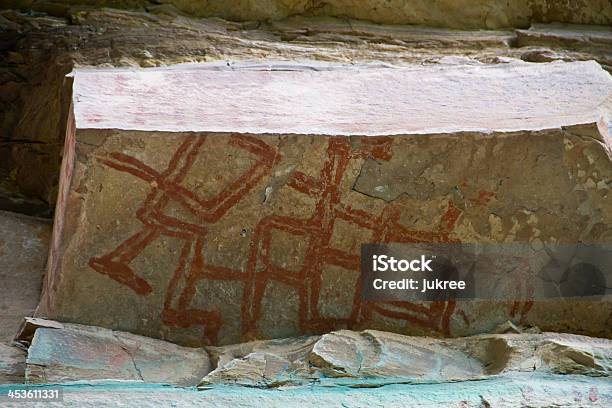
<box><xmin>0</xmin><ymin>210</ymin><xmax>51</xmax><ymax>343</ymax></box>
<box><xmin>455</xmin><ymin>332</ymin><xmax>612</xmax><ymax>376</ymax></box>
<box><xmin>201</xmin><ymin>352</ymin><xmax>294</xmax><ymax>387</ymax></box>
<box><xmin>22</xmin><ymin>318</ymin><xmax>211</xmax><ymax>386</ymax></box>
<box><xmin>201</xmin><ymin>335</ymin><xmax>319</xmax><ymax>387</ymax></box>
<box><xmin>309</xmin><ymin>330</ymin><xmax>484</xmax><ymax>380</ymax></box>
<box><xmin>536</xmin><ymin>336</ymin><xmax>612</xmax><ymax>376</ymax></box>
<box><xmin>38</xmin><ymin>60</ymin><xmax>612</xmax><ymax>346</ymax></box>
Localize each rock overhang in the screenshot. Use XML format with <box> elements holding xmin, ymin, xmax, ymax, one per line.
<box><xmin>70</xmin><ymin>60</ymin><xmax>612</xmax><ymax>138</ymax></box>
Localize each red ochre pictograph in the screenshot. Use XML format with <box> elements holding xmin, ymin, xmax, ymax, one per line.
<box><xmin>89</xmin><ymin>135</ymin><xmax>531</xmax><ymax>344</ymax></box>
<box><xmin>241</xmin><ymin>137</ymin><xmax>463</xmax><ymax>338</ymax></box>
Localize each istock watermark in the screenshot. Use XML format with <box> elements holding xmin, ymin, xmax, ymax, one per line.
<box><xmin>372</xmin><ymin>254</ymin><xmax>434</xmax><ymax>272</ymax></box>
<box><xmin>361</xmin><ymin>243</ymin><xmax>612</xmax><ymax>302</ymax></box>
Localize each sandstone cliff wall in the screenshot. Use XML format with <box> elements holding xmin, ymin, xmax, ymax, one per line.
<box><xmin>3</xmin><ymin>0</ymin><xmax>612</xmax><ymax>29</ymax></box>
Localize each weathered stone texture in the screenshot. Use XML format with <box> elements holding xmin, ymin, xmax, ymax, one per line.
<box><xmin>0</xmin><ymin>211</ymin><xmax>48</xmax><ymax>387</ymax></box>
<box><xmin>2</xmin><ymin>375</ymin><xmax>610</xmax><ymax>407</ymax></box>
<box><xmin>308</xmin><ymin>330</ymin><xmax>485</xmax><ymax>381</ymax></box>
<box><xmin>202</xmin><ymin>329</ymin><xmax>612</xmax><ymax>388</ymax></box>
<box><xmin>12</xmin><ymin>320</ymin><xmax>612</xmax><ymax>391</ymax></box>
<box><xmin>1</xmin><ymin>8</ymin><xmax>611</xmax><ymax>214</ymax></box>
<box><xmin>0</xmin><ymin>210</ymin><xmax>50</xmax><ymax>344</ymax></box>
<box><xmin>4</xmin><ymin>0</ymin><xmax>612</xmax><ymax>29</ymax></box>
<box><xmin>0</xmin><ymin>343</ymin><xmax>25</xmax><ymax>384</ymax></box>
<box><xmin>3</xmin><ymin>320</ymin><xmax>612</xmax><ymax>405</ymax></box>
<box><xmin>69</xmin><ymin>61</ymin><xmax>611</xmax><ymax>134</ymax></box>
<box><xmin>22</xmin><ymin>318</ymin><xmax>211</xmax><ymax>386</ymax></box>
<box><xmin>37</xmin><ymin>61</ymin><xmax>612</xmax><ymax>347</ymax></box>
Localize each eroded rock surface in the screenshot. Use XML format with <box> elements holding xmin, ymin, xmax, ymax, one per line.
<box><xmin>1</xmin><ymin>4</ymin><xmax>610</xmax><ymax>406</ymax></box>
<box><xmin>202</xmin><ymin>336</ymin><xmax>318</xmax><ymax>386</ymax></box>
<box><xmin>0</xmin><ymin>210</ymin><xmax>50</xmax><ymax>344</ymax></box>
<box><xmin>309</xmin><ymin>330</ymin><xmax>485</xmax><ymax>381</ymax></box>
<box><xmin>12</xmin><ymin>321</ymin><xmax>612</xmax><ymax>392</ymax></box>
<box><xmin>202</xmin><ymin>329</ymin><xmax>612</xmax><ymax>388</ymax></box>
<box><xmin>4</xmin><ymin>0</ymin><xmax>612</xmax><ymax>29</ymax></box>
<box><xmin>2</xmin><ymin>375</ymin><xmax>611</xmax><ymax>407</ymax></box>
<box><xmin>1</xmin><ymin>8</ymin><xmax>611</xmax><ymax>213</ymax></box>
<box><xmin>21</xmin><ymin>318</ymin><xmax>211</xmax><ymax>386</ymax></box>
<box><xmin>0</xmin><ymin>344</ymin><xmax>25</xmax><ymax>384</ymax></box>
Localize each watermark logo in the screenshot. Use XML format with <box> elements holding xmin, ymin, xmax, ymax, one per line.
<box><xmin>372</xmin><ymin>254</ymin><xmax>433</xmax><ymax>272</ymax></box>
<box><xmin>361</xmin><ymin>243</ymin><xmax>612</xmax><ymax>302</ymax></box>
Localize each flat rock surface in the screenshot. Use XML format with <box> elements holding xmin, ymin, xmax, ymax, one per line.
<box><xmin>0</xmin><ymin>211</ymin><xmax>50</xmax><ymax>343</ymax></box>
<box><xmin>23</xmin><ymin>319</ymin><xmax>211</xmax><ymax>386</ymax></box>
<box><xmin>72</xmin><ymin>61</ymin><xmax>611</xmax><ymax>135</ymax></box>
<box><xmin>1</xmin><ymin>374</ymin><xmax>611</xmax><ymax>408</ymax></box>
<box><xmin>517</xmin><ymin>23</ymin><xmax>612</xmax><ymax>47</ymax></box>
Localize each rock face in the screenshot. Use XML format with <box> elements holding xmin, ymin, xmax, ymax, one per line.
<box><xmin>2</xmin><ymin>9</ymin><xmax>611</xmax><ymax>214</ymax></box>
<box><xmin>4</xmin><ymin>0</ymin><xmax>612</xmax><ymax>29</ymax></box>
<box><xmin>21</xmin><ymin>318</ymin><xmax>211</xmax><ymax>386</ymax></box>
<box><xmin>37</xmin><ymin>61</ymin><xmax>612</xmax><ymax>347</ymax></box>
<box><xmin>0</xmin><ymin>210</ymin><xmax>51</xmax><ymax>343</ymax></box>
<box><xmin>0</xmin><ymin>344</ymin><xmax>25</xmax><ymax>384</ymax></box>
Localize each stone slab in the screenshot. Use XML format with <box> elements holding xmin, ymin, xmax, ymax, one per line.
<box><xmin>517</xmin><ymin>23</ymin><xmax>612</xmax><ymax>49</ymax></box>
<box><xmin>38</xmin><ymin>61</ymin><xmax>612</xmax><ymax>346</ymax></box>
<box><xmin>13</xmin><ymin>321</ymin><xmax>612</xmax><ymax>390</ymax></box>
<box><xmin>0</xmin><ymin>211</ymin><xmax>51</xmax><ymax>343</ymax></box>
<box><xmin>23</xmin><ymin>319</ymin><xmax>210</xmax><ymax>386</ymax></box>
<box><xmin>71</xmin><ymin>61</ymin><xmax>611</xmax><ymax>136</ymax></box>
